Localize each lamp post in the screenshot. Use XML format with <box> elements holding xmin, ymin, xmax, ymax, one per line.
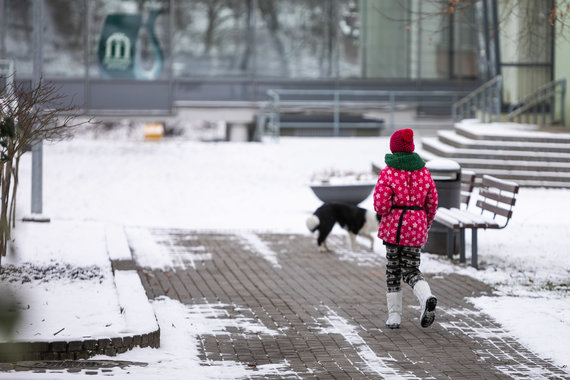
<box><xmin>29</xmin><ymin>0</ymin><xmax>48</xmax><ymax>222</ymax></box>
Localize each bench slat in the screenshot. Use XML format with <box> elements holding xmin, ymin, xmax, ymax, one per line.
<box><xmin>476</xmin><ymin>200</ymin><xmax>514</xmax><ymax>219</ymax></box>
<box><xmin>434</xmin><ymin>208</ymin><xmax>462</xmax><ymax>228</ymax></box>
<box><xmin>452</xmin><ymin>208</ymin><xmax>501</xmax><ymax>228</ymax></box>
<box><xmin>481</xmin><ymin>174</ymin><xmax>520</xmax><ymax>193</ymax></box>
<box><xmin>435</xmin><ymin>207</ymin><xmax>501</xmax><ymax>229</ymax></box>
<box><xmin>479</xmin><ymin>188</ymin><xmax>517</xmax><ymax>206</ymax></box>
<box><xmin>443</xmin><ymin>208</ymin><xmax>480</xmax><ymax>228</ymax></box>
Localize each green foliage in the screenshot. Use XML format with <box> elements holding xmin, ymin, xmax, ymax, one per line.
<box><xmin>0</xmin><ymin>116</ymin><xmax>16</xmax><ymax>140</ymax></box>
<box><xmin>0</xmin><ymin>116</ymin><xmax>21</xmax><ymax>162</ymax></box>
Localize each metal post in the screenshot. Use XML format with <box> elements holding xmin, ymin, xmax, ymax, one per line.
<box><xmin>541</xmin><ymin>88</ymin><xmax>546</xmax><ymax>126</ymax></box>
<box><xmin>389</xmin><ymin>92</ymin><xmax>395</xmax><ymax>132</ymax></box>
<box><xmin>446</xmin><ymin>228</ymin><xmax>454</xmax><ymax>260</ymax></box>
<box><xmin>471</xmin><ymin>229</ymin><xmax>478</xmax><ymax>269</ymax></box>
<box><xmin>561</xmin><ymin>80</ymin><xmax>566</xmax><ymax>126</ymax></box>
<box><xmin>459</xmin><ymin>229</ymin><xmax>466</xmax><ymax>264</ymax></box>
<box><xmin>550</xmin><ymin>86</ymin><xmax>555</xmax><ymax>124</ymax></box>
<box><xmin>31</xmin><ymin>0</ymin><xmax>44</xmax><ymax>216</ymax></box>
<box><xmin>274</xmin><ymin>93</ymin><xmax>280</xmax><ymax>139</ymax></box>
<box><xmin>333</xmin><ymin>91</ymin><xmax>339</xmax><ymax>137</ymax></box>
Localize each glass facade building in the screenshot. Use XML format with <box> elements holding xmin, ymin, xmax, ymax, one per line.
<box><xmin>0</xmin><ymin>0</ymin><xmax>555</xmax><ymax>114</ymax></box>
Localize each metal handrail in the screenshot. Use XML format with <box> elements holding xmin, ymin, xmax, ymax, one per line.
<box><xmin>507</xmin><ymin>78</ymin><xmax>566</xmax><ymax>126</ymax></box>
<box><xmin>259</xmin><ymin>88</ymin><xmax>470</xmax><ymax>138</ymax></box>
<box><xmin>452</xmin><ymin>76</ymin><xmax>502</xmax><ymax>123</ymax></box>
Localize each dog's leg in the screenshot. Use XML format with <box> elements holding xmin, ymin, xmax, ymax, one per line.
<box><xmin>349</xmin><ymin>233</ymin><xmax>357</xmax><ymax>251</ymax></box>
<box><xmin>356</xmin><ymin>233</ymin><xmax>375</xmax><ymax>252</ymax></box>
<box><xmin>364</xmin><ymin>234</ymin><xmax>375</xmax><ymax>251</ymax></box>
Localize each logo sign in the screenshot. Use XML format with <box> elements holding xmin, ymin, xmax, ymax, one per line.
<box><xmin>103</xmin><ymin>32</ymin><xmax>133</xmax><ymax>71</ymax></box>
<box><xmin>98</xmin><ymin>9</ymin><xmax>164</xmax><ymax>80</ymax></box>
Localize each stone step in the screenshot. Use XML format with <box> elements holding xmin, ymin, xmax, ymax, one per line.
<box><xmin>421</xmin><ymin>137</ymin><xmax>570</xmax><ymax>163</ymax></box>
<box><xmin>418</xmin><ymin>147</ymin><xmax>570</xmax><ymax>174</ymax></box>
<box><xmin>438</xmin><ymin>130</ymin><xmax>570</xmax><ymax>153</ymax></box>
<box><xmin>458</xmin><ymin>166</ymin><xmax>570</xmax><ymax>183</ymax></box>
<box><xmin>455</xmin><ymin>119</ymin><xmax>570</xmax><ymax>143</ymax></box>
<box><xmin>435</xmin><ymin>156</ymin><xmax>570</xmax><ymax>172</ymax></box>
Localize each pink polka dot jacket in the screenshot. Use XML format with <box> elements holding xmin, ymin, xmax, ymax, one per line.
<box><xmin>373</xmin><ymin>155</ymin><xmax>439</xmax><ymax>247</ymax></box>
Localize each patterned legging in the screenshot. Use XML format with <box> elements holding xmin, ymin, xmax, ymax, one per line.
<box><xmin>385</xmin><ymin>243</ymin><xmax>424</xmax><ymax>293</ymax></box>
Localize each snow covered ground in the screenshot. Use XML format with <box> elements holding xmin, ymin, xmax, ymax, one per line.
<box><xmin>0</xmin><ymin>121</ymin><xmax>569</xmax><ymax>378</ymax></box>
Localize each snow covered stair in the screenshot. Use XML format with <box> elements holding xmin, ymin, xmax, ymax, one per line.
<box><xmin>420</xmin><ymin>119</ymin><xmax>570</xmax><ymax>188</ymax></box>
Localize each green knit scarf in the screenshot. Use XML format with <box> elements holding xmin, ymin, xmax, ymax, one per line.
<box><xmin>384</xmin><ymin>152</ymin><xmax>426</xmax><ymax>171</ymax></box>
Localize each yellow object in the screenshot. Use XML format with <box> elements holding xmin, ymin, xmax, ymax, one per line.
<box><xmin>144</xmin><ymin>123</ymin><xmax>164</xmax><ymax>141</ymax></box>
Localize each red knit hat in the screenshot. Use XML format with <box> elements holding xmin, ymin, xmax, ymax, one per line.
<box><xmin>390</xmin><ymin>129</ymin><xmax>415</xmax><ymax>153</ymax></box>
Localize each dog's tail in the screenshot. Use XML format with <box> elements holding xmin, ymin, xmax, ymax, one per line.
<box><xmin>306</xmin><ymin>215</ymin><xmax>320</xmax><ymax>232</ymax></box>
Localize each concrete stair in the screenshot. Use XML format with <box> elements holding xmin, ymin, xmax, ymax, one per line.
<box><xmin>419</xmin><ymin>120</ymin><xmax>570</xmax><ymax>188</ymax></box>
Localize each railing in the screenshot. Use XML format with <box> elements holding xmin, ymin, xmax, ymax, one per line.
<box><xmin>507</xmin><ymin>78</ymin><xmax>566</xmax><ymax>127</ymax></box>
<box><xmin>452</xmin><ymin>75</ymin><xmax>502</xmax><ymax>123</ymax></box>
<box><xmin>257</xmin><ymin>88</ymin><xmax>470</xmax><ymax>139</ymax></box>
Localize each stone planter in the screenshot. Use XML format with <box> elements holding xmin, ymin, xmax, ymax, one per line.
<box><xmin>310</xmin><ymin>183</ymin><xmax>375</xmax><ymax>205</ymax></box>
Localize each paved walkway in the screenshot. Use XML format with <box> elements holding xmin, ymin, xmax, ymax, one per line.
<box><xmin>137</xmin><ymin>230</ymin><xmax>569</xmax><ymax>379</ymax></box>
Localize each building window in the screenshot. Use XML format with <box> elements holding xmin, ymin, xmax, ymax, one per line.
<box><xmin>43</xmin><ymin>0</ymin><xmax>86</xmax><ymax>78</ymax></box>
<box><xmin>254</xmin><ymin>0</ymin><xmax>334</xmax><ymax>79</ymax></box>
<box><xmin>2</xmin><ymin>0</ymin><xmax>33</xmax><ymax>77</ymax></box>
<box><xmin>172</xmin><ymin>0</ymin><xmax>251</xmax><ymax>78</ymax></box>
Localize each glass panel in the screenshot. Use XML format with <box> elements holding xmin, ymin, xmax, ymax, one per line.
<box><xmin>360</xmin><ymin>1</ymin><xmax>410</xmax><ymax>79</ymax></box>
<box><xmin>452</xmin><ymin>5</ymin><xmax>478</xmax><ymax>79</ymax></box>
<box><xmin>338</xmin><ymin>0</ymin><xmax>361</xmax><ymax>79</ymax></box>
<box><xmin>43</xmin><ymin>0</ymin><xmax>85</xmax><ymax>78</ymax></box>
<box><xmin>172</xmin><ymin>0</ymin><xmax>251</xmax><ymax>78</ymax></box>
<box><xmin>3</xmin><ymin>0</ymin><xmax>33</xmax><ymax>77</ymax></box>
<box><xmin>89</xmin><ymin>0</ymin><xmax>170</xmax><ymax>80</ymax></box>
<box><xmin>419</xmin><ymin>2</ymin><xmax>449</xmax><ymax>79</ymax></box>
<box><xmin>359</xmin><ymin>0</ymin><xmax>478</xmax><ymax>80</ymax></box>
<box><xmin>254</xmin><ymin>0</ymin><xmax>333</xmax><ymax>79</ymax></box>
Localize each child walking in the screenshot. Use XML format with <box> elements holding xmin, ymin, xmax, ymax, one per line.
<box><xmin>373</xmin><ymin>129</ymin><xmax>439</xmax><ymax>328</ymax></box>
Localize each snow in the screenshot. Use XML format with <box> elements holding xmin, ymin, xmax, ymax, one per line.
<box><xmin>459</xmin><ymin>118</ymin><xmax>570</xmax><ymax>140</ymax></box>
<box><xmin>237</xmin><ymin>231</ymin><xmax>282</xmax><ymax>269</ymax></box>
<box><xmin>0</xmin><ymin>122</ymin><xmax>569</xmax><ymax>377</ymax></box>
<box><xmin>113</xmin><ymin>271</ymin><xmax>159</xmax><ymax>335</ymax></box>
<box><xmin>318</xmin><ymin>305</ymin><xmax>417</xmax><ymax>379</ymax></box>
<box><xmin>425</xmin><ymin>158</ymin><xmax>461</xmax><ymax>172</ymax></box>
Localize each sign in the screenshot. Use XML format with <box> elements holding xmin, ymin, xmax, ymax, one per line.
<box><xmin>98</xmin><ymin>9</ymin><xmax>164</xmax><ymax>80</ymax></box>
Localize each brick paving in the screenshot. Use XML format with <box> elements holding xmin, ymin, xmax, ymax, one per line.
<box><xmin>136</xmin><ymin>230</ymin><xmax>570</xmax><ymax>379</ymax></box>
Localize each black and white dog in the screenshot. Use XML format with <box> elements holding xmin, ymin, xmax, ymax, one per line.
<box><xmin>306</xmin><ymin>202</ymin><xmax>381</xmax><ymax>252</ymax></box>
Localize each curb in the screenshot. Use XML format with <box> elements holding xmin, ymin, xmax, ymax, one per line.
<box><xmin>0</xmin><ymin>224</ymin><xmax>160</xmax><ymax>362</ymax></box>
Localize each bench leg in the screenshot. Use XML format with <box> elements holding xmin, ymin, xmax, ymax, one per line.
<box><xmin>459</xmin><ymin>229</ymin><xmax>466</xmax><ymax>264</ymax></box>
<box><xmin>471</xmin><ymin>229</ymin><xmax>478</xmax><ymax>269</ymax></box>
<box><xmin>446</xmin><ymin>228</ymin><xmax>454</xmax><ymax>259</ymax></box>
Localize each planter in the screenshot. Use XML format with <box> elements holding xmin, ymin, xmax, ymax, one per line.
<box><xmin>310</xmin><ymin>183</ymin><xmax>375</xmax><ymax>205</ymax></box>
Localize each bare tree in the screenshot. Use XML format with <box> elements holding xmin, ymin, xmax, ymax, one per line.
<box><xmin>0</xmin><ymin>77</ymin><xmax>88</xmax><ymax>265</ymax></box>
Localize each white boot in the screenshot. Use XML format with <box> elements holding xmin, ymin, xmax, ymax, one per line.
<box><xmin>385</xmin><ymin>291</ymin><xmax>402</xmax><ymax>329</ymax></box>
<box><xmin>412</xmin><ymin>280</ymin><xmax>437</xmax><ymax>328</ymax></box>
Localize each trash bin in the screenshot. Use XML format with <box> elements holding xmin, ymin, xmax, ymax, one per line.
<box><xmin>423</xmin><ymin>159</ymin><xmax>461</xmax><ymax>255</ymax></box>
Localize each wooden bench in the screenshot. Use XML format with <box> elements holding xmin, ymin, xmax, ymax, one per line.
<box><xmin>460</xmin><ymin>170</ymin><xmax>476</xmax><ymax>208</ymax></box>
<box><xmin>434</xmin><ymin>174</ymin><xmax>520</xmax><ymax>268</ymax></box>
